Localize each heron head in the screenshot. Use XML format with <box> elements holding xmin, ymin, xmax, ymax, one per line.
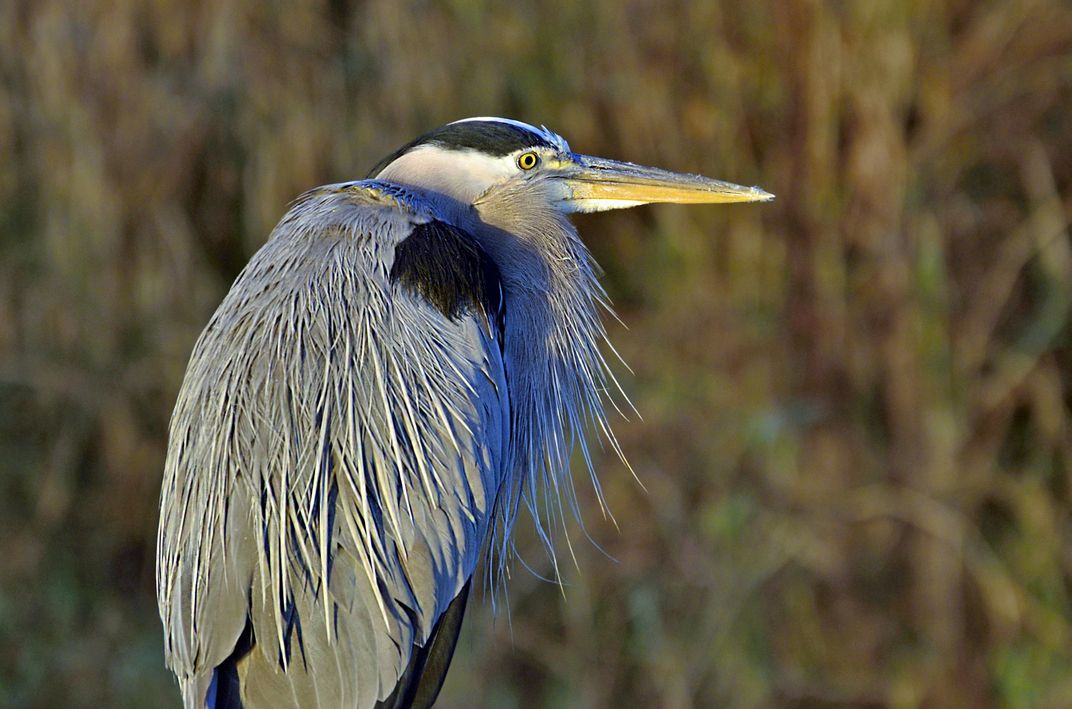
<box><xmin>369</xmin><ymin>117</ymin><xmax>773</xmax><ymax>219</ymax></box>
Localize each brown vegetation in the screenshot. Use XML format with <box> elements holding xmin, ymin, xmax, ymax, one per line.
<box><xmin>2</xmin><ymin>1</ymin><xmax>1071</xmax><ymax>706</ymax></box>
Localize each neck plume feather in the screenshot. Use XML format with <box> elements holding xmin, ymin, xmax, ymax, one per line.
<box><xmin>472</xmin><ymin>188</ymin><xmax>633</xmax><ymax>592</ymax></box>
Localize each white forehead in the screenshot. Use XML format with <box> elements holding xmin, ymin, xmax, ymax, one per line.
<box><xmin>374</xmin><ymin>144</ymin><xmax>518</xmax><ymax>205</ymax></box>
<box><xmin>449</xmin><ymin>116</ymin><xmax>572</xmax><ymax>153</ymax></box>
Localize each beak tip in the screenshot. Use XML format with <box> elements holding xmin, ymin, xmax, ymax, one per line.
<box><xmin>753</xmin><ymin>186</ymin><xmax>776</xmax><ymax>202</ymax></box>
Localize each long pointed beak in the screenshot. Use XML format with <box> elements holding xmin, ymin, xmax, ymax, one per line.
<box><xmin>559</xmin><ymin>154</ymin><xmax>774</xmax><ymax>213</ymax></box>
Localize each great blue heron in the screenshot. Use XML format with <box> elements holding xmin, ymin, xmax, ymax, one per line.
<box><xmin>157</xmin><ymin>117</ymin><xmax>772</xmax><ymax>708</ymax></box>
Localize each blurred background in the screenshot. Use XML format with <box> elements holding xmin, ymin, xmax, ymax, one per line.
<box><xmin>2</xmin><ymin>0</ymin><xmax>1071</xmax><ymax>706</ymax></box>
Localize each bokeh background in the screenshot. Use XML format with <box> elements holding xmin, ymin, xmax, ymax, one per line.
<box><xmin>2</xmin><ymin>1</ymin><xmax>1072</xmax><ymax>706</ymax></box>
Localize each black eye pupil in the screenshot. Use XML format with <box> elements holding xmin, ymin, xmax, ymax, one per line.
<box><xmin>520</xmin><ymin>153</ymin><xmax>537</xmax><ymax>169</ymax></box>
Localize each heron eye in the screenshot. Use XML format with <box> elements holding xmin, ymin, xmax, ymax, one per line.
<box><xmin>517</xmin><ymin>151</ymin><xmax>539</xmax><ymax>171</ymax></box>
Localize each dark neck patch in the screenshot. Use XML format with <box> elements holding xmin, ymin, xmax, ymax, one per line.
<box><xmin>368</xmin><ymin>120</ymin><xmax>554</xmax><ymax>178</ymax></box>
<box><xmin>390</xmin><ymin>220</ymin><xmax>503</xmax><ymax>325</ymax></box>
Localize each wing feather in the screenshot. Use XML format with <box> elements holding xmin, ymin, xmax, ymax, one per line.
<box><xmin>157</xmin><ymin>182</ymin><xmax>508</xmax><ymax>708</ymax></box>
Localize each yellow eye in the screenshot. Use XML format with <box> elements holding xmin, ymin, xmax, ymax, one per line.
<box><xmin>517</xmin><ymin>151</ymin><xmax>539</xmax><ymax>170</ymax></box>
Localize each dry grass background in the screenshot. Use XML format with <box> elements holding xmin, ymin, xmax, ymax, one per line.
<box><xmin>2</xmin><ymin>1</ymin><xmax>1072</xmax><ymax>706</ymax></box>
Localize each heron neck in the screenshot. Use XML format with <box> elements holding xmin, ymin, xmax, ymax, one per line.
<box><xmin>467</xmin><ymin>201</ymin><xmax>618</xmax><ymax>578</ymax></box>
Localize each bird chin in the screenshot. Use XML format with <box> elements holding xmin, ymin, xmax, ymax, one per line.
<box><xmin>561</xmin><ymin>198</ymin><xmax>647</xmax><ymax>213</ymax></box>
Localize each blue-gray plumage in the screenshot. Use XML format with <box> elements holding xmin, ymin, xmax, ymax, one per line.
<box><xmin>156</xmin><ymin>117</ymin><xmax>773</xmax><ymax>708</ymax></box>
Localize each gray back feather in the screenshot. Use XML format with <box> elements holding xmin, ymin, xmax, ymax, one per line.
<box><xmin>157</xmin><ymin>182</ymin><xmax>509</xmax><ymax>707</ymax></box>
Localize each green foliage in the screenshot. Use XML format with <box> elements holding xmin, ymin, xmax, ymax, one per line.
<box><xmin>2</xmin><ymin>0</ymin><xmax>1071</xmax><ymax>706</ymax></box>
